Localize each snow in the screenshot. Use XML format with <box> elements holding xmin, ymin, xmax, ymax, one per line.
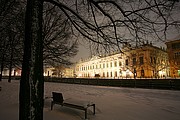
<box><xmin>1</xmin><ymin>80</ymin><xmax>180</xmax><ymax>120</ymax></box>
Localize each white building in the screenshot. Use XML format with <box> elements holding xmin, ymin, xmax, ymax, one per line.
<box><xmin>75</xmin><ymin>43</ymin><xmax>169</xmax><ymax>79</ymax></box>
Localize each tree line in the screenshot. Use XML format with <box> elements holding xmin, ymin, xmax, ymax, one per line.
<box><xmin>0</xmin><ymin>0</ymin><xmax>78</xmax><ymax>82</ymax></box>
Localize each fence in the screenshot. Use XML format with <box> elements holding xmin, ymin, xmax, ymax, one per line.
<box><xmin>2</xmin><ymin>76</ymin><xmax>179</xmax><ymax>90</ymax></box>
<box><xmin>45</xmin><ymin>77</ymin><xmax>180</xmax><ymax>90</ymax></box>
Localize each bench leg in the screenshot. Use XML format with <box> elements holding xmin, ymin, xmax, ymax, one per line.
<box><xmin>85</xmin><ymin>109</ymin><xmax>87</xmax><ymax>119</ymax></box>
<box><xmin>51</xmin><ymin>101</ymin><xmax>54</xmax><ymax>110</ymax></box>
<box><xmin>93</xmin><ymin>104</ymin><xmax>95</xmax><ymax>115</ymax></box>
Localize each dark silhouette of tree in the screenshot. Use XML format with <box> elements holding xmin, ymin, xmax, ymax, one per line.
<box><xmin>43</xmin><ymin>3</ymin><xmax>78</xmax><ymax>66</ymax></box>
<box><xmin>0</xmin><ymin>0</ymin><xmax>24</xmax><ymax>81</ymax></box>
<box><xmin>45</xmin><ymin>0</ymin><xmax>180</xmax><ymax>55</ymax></box>
<box><xmin>20</xmin><ymin>0</ymin><xmax>180</xmax><ymax>120</ymax></box>
<box><xmin>0</xmin><ymin>32</ymin><xmax>8</xmax><ymax>81</ymax></box>
<box><xmin>20</xmin><ymin>0</ymin><xmax>44</xmax><ymax>120</ymax></box>
<box><xmin>0</xmin><ymin>0</ymin><xmax>78</xmax><ymax>82</ymax></box>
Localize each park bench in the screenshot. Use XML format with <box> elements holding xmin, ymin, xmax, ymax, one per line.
<box><xmin>51</xmin><ymin>92</ymin><xmax>95</xmax><ymax>119</ymax></box>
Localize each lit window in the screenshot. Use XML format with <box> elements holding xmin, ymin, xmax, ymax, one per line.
<box><xmin>115</xmin><ymin>71</ymin><xmax>117</xmax><ymax>77</ymax></box>
<box><xmin>103</xmin><ymin>63</ymin><xmax>105</xmax><ymax>68</ymax></box>
<box><xmin>110</xmin><ymin>62</ymin><xmax>112</xmax><ymax>67</ymax></box>
<box><xmin>114</xmin><ymin>61</ymin><xmax>117</xmax><ymax>67</ymax></box>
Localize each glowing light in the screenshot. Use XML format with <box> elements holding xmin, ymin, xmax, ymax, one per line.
<box><xmin>159</xmin><ymin>70</ymin><xmax>166</xmax><ymax>77</ymax></box>
<box><xmin>78</xmin><ymin>73</ymin><xmax>82</xmax><ymax>77</ymax></box>
<box><xmin>122</xmin><ymin>71</ymin><xmax>126</xmax><ymax>77</ymax></box>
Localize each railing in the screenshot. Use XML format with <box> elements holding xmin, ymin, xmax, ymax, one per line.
<box><xmin>45</xmin><ymin>77</ymin><xmax>180</xmax><ymax>90</ymax></box>
<box><xmin>2</xmin><ymin>76</ymin><xmax>179</xmax><ymax>90</ymax></box>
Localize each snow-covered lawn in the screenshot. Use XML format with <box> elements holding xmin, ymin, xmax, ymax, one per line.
<box><xmin>1</xmin><ymin>80</ymin><xmax>180</xmax><ymax>120</ymax></box>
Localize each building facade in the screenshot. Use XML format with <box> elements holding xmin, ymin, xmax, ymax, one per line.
<box><xmin>2</xmin><ymin>44</ymin><xmax>170</xmax><ymax>79</ymax></box>
<box><xmin>166</xmin><ymin>37</ymin><xmax>180</xmax><ymax>78</ymax></box>
<box><xmin>75</xmin><ymin>43</ymin><xmax>169</xmax><ymax>79</ymax></box>
<box><xmin>43</xmin><ymin>66</ymin><xmax>75</xmax><ymax>78</ymax></box>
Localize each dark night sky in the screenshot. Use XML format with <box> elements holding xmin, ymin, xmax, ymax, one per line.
<box><xmin>72</xmin><ymin>33</ymin><xmax>179</xmax><ymax>63</ymax></box>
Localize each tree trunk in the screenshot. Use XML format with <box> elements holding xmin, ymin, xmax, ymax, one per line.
<box><xmin>8</xmin><ymin>38</ymin><xmax>13</xmax><ymax>83</ymax></box>
<box><xmin>8</xmin><ymin>59</ymin><xmax>12</xmax><ymax>82</ymax></box>
<box><xmin>0</xmin><ymin>54</ymin><xmax>5</xmax><ymax>81</ymax></box>
<box><xmin>19</xmin><ymin>0</ymin><xmax>44</xmax><ymax>120</ymax></box>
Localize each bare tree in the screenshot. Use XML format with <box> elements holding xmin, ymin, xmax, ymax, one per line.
<box><xmin>148</xmin><ymin>49</ymin><xmax>169</xmax><ymax>78</ymax></box>
<box><xmin>0</xmin><ymin>0</ymin><xmax>78</xmax><ymax>82</ymax></box>
<box><xmin>51</xmin><ymin>65</ymin><xmax>66</xmax><ymax>77</ymax></box>
<box><xmin>20</xmin><ymin>0</ymin><xmax>180</xmax><ymax>120</ymax></box>
<box><xmin>0</xmin><ymin>32</ymin><xmax>9</xmax><ymax>81</ymax></box>
<box><xmin>0</xmin><ymin>0</ymin><xmax>16</xmax><ymax>32</ymax></box>
<box><xmin>0</xmin><ymin>0</ymin><xmax>24</xmax><ymax>81</ymax></box>
<box><xmin>43</xmin><ymin>3</ymin><xmax>78</xmax><ymax>66</ymax></box>
<box><xmin>45</xmin><ymin>0</ymin><xmax>180</xmax><ymax>54</ymax></box>
<box><xmin>122</xmin><ymin>43</ymin><xmax>169</xmax><ymax>79</ymax></box>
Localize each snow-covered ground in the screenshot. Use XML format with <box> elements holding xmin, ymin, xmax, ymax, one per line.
<box><xmin>0</xmin><ymin>80</ymin><xmax>180</xmax><ymax>120</ymax></box>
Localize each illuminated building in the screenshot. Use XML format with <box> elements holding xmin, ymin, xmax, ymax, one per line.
<box><xmin>75</xmin><ymin>42</ymin><xmax>169</xmax><ymax>78</ymax></box>
<box><xmin>63</xmin><ymin>67</ymin><xmax>74</xmax><ymax>78</ymax></box>
<box><xmin>166</xmin><ymin>36</ymin><xmax>180</xmax><ymax>78</ymax></box>
<box><xmin>43</xmin><ymin>66</ymin><xmax>74</xmax><ymax>78</ymax></box>
<box><xmin>1</xmin><ymin>43</ymin><xmax>170</xmax><ymax>79</ymax></box>
<box><xmin>43</xmin><ymin>67</ymin><xmax>54</xmax><ymax>76</ymax></box>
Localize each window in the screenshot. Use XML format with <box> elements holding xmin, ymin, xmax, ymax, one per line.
<box><xmin>134</xmin><ymin>68</ymin><xmax>136</xmax><ymax>74</ymax></box>
<box><xmin>125</xmin><ymin>59</ymin><xmax>128</xmax><ymax>66</ymax></box>
<box><xmin>115</xmin><ymin>71</ymin><xmax>117</xmax><ymax>77</ymax></box>
<box><xmin>107</xmin><ymin>63</ymin><xmax>109</xmax><ymax>68</ymax></box>
<box><xmin>150</xmin><ymin>57</ymin><xmax>153</xmax><ymax>63</ymax></box>
<box><xmin>132</xmin><ymin>58</ymin><xmax>136</xmax><ymax>65</ymax></box>
<box><xmin>175</xmin><ymin>52</ymin><xmax>180</xmax><ymax>58</ymax></box>
<box><xmin>139</xmin><ymin>57</ymin><xmax>144</xmax><ymax>65</ymax></box>
<box><xmin>172</xmin><ymin>43</ymin><xmax>180</xmax><ymax>49</ymax></box>
<box><xmin>114</xmin><ymin>61</ymin><xmax>117</xmax><ymax>67</ymax></box>
<box><xmin>154</xmin><ymin>57</ymin><xmax>156</xmax><ymax>64</ymax></box>
<box><xmin>103</xmin><ymin>72</ymin><xmax>105</xmax><ymax>77</ymax></box>
<box><xmin>119</xmin><ymin>69</ymin><xmax>122</xmax><ymax>74</ymax></box>
<box><xmin>110</xmin><ymin>72</ymin><xmax>112</xmax><ymax>77</ymax></box>
<box><xmin>119</xmin><ymin>61</ymin><xmax>122</xmax><ymax>66</ymax></box>
<box><xmin>141</xmin><ymin>69</ymin><xmax>145</xmax><ymax>77</ymax></box>
<box><xmin>110</xmin><ymin>62</ymin><xmax>112</xmax><ymax>67</ymax></box>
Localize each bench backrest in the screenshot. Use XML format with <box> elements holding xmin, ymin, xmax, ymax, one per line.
<box><xmin>52</xmin><ymin>92</ymin><xmax>64</xmax><ymax>103</ymax></box>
